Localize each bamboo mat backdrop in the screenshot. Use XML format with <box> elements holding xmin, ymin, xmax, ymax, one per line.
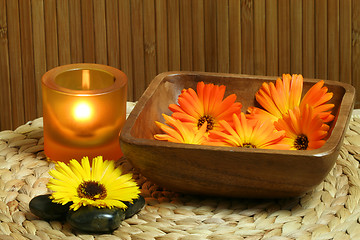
<box><xmin>0</xmin><ymin>0</ymin><xmax>358</xmax><ymax>131</ymax></box>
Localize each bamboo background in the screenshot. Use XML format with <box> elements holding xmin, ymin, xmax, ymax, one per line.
<box><xmin>0</xmin><ymin>0</ymin><xmax>358</xmax><ymax>131</ymax></box>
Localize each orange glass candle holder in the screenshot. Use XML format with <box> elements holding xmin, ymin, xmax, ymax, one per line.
<box><xmin>42</xmin><ymin>63</ymin><xmax>127</xmax><ymax>163</ymax></box>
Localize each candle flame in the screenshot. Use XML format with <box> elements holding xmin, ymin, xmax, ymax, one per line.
<box><xmin>74</xmin><ymin>102</ymin><xmax>92</xmax><ymax>121</ymax></box>
<box><xmin>82</xmin><ymin>70</ymin><xmax>90</xmax><ymax>90</ymax></box>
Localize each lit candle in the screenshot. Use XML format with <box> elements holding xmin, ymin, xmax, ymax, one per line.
<box><xmin>42</xmin><ymin>64</ymin><xmax>127</xmax><ymax>163</ymax></box>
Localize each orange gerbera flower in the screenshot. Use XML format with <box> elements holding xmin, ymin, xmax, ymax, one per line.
<box><xmin>154</xmin><ymin>114</ymin><xmax>209</xmax><ymax>145</ymax></box>
<box><xmin>169</xmin><ymin>82</ymin><xmax>242</xmax><ymax>132</ymax></box>
<box><xmin>274</xmin><ymin>105</ymin><xmax>329</xmax><ymax>150</ymax></box>
<box><xmin>208</xmin><ymin>113</ymin><xmax>290</xmax><ymax>150</ymax></box>
<box><xmin>247</xmin><ymin>74</ymin><xmax>334</xmax><ymax>123</ymax></box>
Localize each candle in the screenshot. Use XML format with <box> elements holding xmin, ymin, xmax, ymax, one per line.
<box><xmin>42</xmin><ymin>64</ymin><xmax>127</xmax><ymax>163</ymax></box>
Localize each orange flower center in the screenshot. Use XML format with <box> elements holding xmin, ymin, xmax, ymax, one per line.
<box><xmin>197</xmin><ymin>115</ymin><xmax>215</xmax><ymax>132</ymax></box>
<box><xmin>242</xmin><ymin>143</ymin><xmax>256</xmax><ymax>148</ymax></box>
<box><xmin>77</xmin><ymin>181</ymin><xmax>107</xmax><ymax>200</ymax></box>
<box><xmin>294</xmin><ymin>134</ymin><xmax>309</xmax><ymax>150</ymax></box>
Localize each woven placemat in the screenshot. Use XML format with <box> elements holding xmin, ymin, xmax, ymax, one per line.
<box><xmin>1</xmin><ymin>111</ymin><xmax>360</xmax><ymax>240</ymax></box>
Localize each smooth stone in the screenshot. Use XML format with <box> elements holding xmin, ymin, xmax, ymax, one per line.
<box><xmin>67</xmin><ymin>206</ymin><xmax>126</xmax><ymax>233</ymax></box>
<box><xmin>124</xmin><ymin>195</ymin><xmax>145</xmax><ymax>218</ymax></box>
<box><xmin>29</xmin><ymin>194</ymin><xmax>71</xmax><ymax>221</ymax></box>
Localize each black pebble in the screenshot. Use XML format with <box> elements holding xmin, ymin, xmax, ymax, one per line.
<box><xmin>124</xmin><ymin>195</ymin><xmax>145</xmax><ymax>218</ymax></box>
<box><xmin>29</xmin><ymin>194</ymin><xmax>71</xmax><ymax>221</ymax></box>
<box><xmin>67</xmin><ymin>206</ymin><xmax>126</xmax><ymax>233</ymax></box>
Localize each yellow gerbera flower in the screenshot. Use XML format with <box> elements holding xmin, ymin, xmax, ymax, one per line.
<box><xmin>208</xmin><ymin>113</ymin><xmax>290</xmax><ymax>150</ymax></box>
<box><xmin>274</xmin><ymin>105</ymin><xmax>329</xmax><ymax>150</ymax></box>
<box><xmin>154</xmin><ymin>114</ymin><xmax>209</xmax><ymax>144</ymax></box>
<box><xmin>47</xmin><ymin>156</ymin><xmax>140</xmax><ymax>211</ymax></box>
<box><xmin>247</xmin><ymin>74</ymin><xmax>334</xmax><ymax>123</ymax></box>
<box><xmin>169</xmin><ymin>81</ymin><xmax>242</xmax><ymax>132</ymax></box>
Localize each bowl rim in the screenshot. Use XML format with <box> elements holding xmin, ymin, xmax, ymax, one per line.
<box><xmin>120</xmin><ymin>71</ymin><xmax>355</xmax><ymax>157</ymax></box>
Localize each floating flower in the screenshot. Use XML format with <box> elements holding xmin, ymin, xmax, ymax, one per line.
<box><xmin>300</xmin><ymin>80</ymin><xmax>334</xmax><ymax>122</ymax></box>
<box><xmin>208</xmin><ymin>113</ymin><xmax>290</xmax><ymax>150</ymax></box>
<box><xmin>274</xmin><ymin>105</ymin><xmax>329</xmax><ymax>150</ymax></box>
<box><xmin>169</xmin><ymin>81</ymin><xmax>242</xmax><ymax>132</ymax></box>
<box><xmin>47</xmin><ymin>156</ymin><xmax>140</xmax><ymax>211</ymax></box>
<box><xmin>247</xmin><ymin>74</ymin><xmax>334</xmax><ymax>123</ymax></box>
<box><xmin>154</xmin><ymin>114</ymin><xmax>210</xmax><ymax>144</ymax></box>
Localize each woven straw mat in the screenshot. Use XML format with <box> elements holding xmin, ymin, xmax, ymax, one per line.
<box><xmin>1</xmin><ymin>110</ymin><xmax>360</xmax><ymax>240</ymax></box>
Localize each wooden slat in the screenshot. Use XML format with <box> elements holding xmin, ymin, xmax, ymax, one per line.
<box><xmin>315</xmin><ymin>0</ymin><xmax>327</xmax><ymax>79</ymax></box>
<box><xmin>131</xmin><ymin>0</ymin><xmax>146</xmax><ymax>99</ymax></box>
<box><xmin>204</xmin><ymin>0</ymin><xmax>217</xmax><ymax>72</ymax></box>
<box><xmin>302</xmin><ymin>0</ymin><xmax>315</xmax><ymax>78</ymax></box>
<box><xmin>119</xmin><ymin>0</ymin><xmax>133</xmax><ymax>101</ymax></box>
<box><xmin>229</xmin><ymin>0</ymin><xmax>241</xmax><ymax>73</ymax></box>
<box><xmin>44</xmin><ymin>0</ymin><xmax>58</xmax><ymax>70</ymax></box>
<box><xmin>57</xmin><ymin>0</ymin><xmax>71</xmax><ymax>65</ymax></box>
<box><xmin>156</xmin><ymin>0</ymin><xmax>169</xmax><ymax>73</ymax></box>
<box><xmin>339</xmin><ymin>0</ymin><xmax>351</xmax><ymax>84</ymax></box>
<box><xmin>81</xmin><ymin>0</ymin><xmax>95</xmax><ymax>63</ymax></box>
<box><xmin>353</xmin><ymin>0</ymin><xmax>360</xmax><ymax>108</ymax></box>
<box><xmin>192</xmin><ymin>0</ymin><xmax>205</xmax><ymax>71</ymax></box>
<box><xmin>180</xmin><ymin>0</ymin><xmax>193</xmax><ymax>70</ymax></box>
<box><xmin>266</xmin><ymin>0</ymin><xmax>277</xmax><ymax>76</ymax></box>
<box><xmin>327</xmin><ymin>0</ymin><xmax>340</xmax><ymax>82</ymax></box>
<box><xmin>278</xmin><ymin>0</ymin><xmax>290</xmax><ymax>75</ymax></box>
<box><xmin>290</xmin><ymin>0</ymin><xmax>302</xmax><ymax>74</ymax></box>
<box><xmin>241</xmin><ymin>0</ymin><xmax>254</xmax><ymax>74</ymax></box>
<box><xmin>69</xmin><ymin>0</ymin><xmax>83</xmax><ymax>63</ymax></box>
<box><xmin>143</xmin><ymin>0</ymin><xmax>157</xmax><ymax>85</ymax></box>
<box><xmin>93</xmin><ymin>0</ymin><xmax>107</xmax><ymax>65</ymax></box>
<box><xmin>105</xmin><ymin>0</ymin><xmax>120</xmax><ymax>68</ymax></box>
<box><xmin>32</xmin><ymin>0</ymin><xmax>46</xmax><ymax>117</ymax></box>
<box><xmin>6</xmin><ymin>0</ymin><xmax>24</xmax><ymax>128</ymax></box>
<box><xmin>167</xmin><ymin>0</ymin><xmax>180</xmax><ymax>71</ymax></box>
<box><xmin>19</xmin><ymin>0</ymin><xmax>37</xmax><ymax>123</ymax></box>
<box><xmin>216</xmin><ymin>0</ymin><xmax>229</xmax><ymax>73</ymax></box>
<box><xmin>253</xmin><ymin>0</ymin><xmax>265</xmax><ymax>75</ymax></box>
<box><xmin>0</xmin><ymin>0</ymin><xmax>12</xmax><ymax>130</ymax></box>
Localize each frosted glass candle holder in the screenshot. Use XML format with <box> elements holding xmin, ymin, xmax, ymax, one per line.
<box><xmin>42</xmin><ymin>63</ymin><xmax>127</xmax><ymax>163</ymax></box>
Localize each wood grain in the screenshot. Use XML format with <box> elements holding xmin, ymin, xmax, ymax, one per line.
<box><xmin>143</xmin><ymin>0</ymin><xmax>157</xmax><ymax>85</ymax></box>
<box><xmin>302</xmin><ymin>0</ymin><xmax>315</xmax><ymax>78</ymax></box>
<box><xmin>315</xmin><ymin>0</ymin><xmax>328</xmax><ymax>79</ymax></box>
<box><xmin>19</xmin><ymin>0</ymin><xmax>37</xmax><ymax>123</ymax></box>
<box><xmin>290</xmin><ymin>0</ymin><xmax>302</xmax><ymax>74</ymax></box>
<box><xmin>6</xmin><ymin>0</ymin><xmax>24</xmax><ymax>128</ymax></box>
<box><xmin>192</xmin><ymin>0</ymin><xmax>205</xmax><ymax>71</ymax></box>
<box><xmin>327</xmin><ymin>0</ymin><xmax>340</xmax><ymax>82</ymax></box>
<box><xmin>180</xmin><ymin>0</ymin><xmax>193</xmax><ymax>71</ymax></box>
<box><xmin>106</xmin><ymin>0</ymin><xmax>120</xmax><ymax>68</ymax></box>
<box><xmin>0</xmin><ymin>0</ymin><xmax>11</xmax><ymax>130</ymax></box>
<box><xmin>167</xmin><ymin>0</ymin><xmax>181</xmax><ymax>70</ymax></box>
<box><xmin>278</xmin><ymin>0</ymin><xmax>290</xmax><ymax>75</ymax></box>
<box><xmin>228</xmin><ymin>0</ymin><xmax>241</xmax><ymax>73</ymax></box>
<box><xmin>265</xmin><ymin>0</ymin><xmax>277</xmax><ymax>76</ymax></box>
<box><xmin>340</xmin><ymin>0</ymin><xmax>352</xmax><ymax>84</ymax></box>
<box><xmin>1</xmin><ymin>0</ymin><xmax>360</xmax><ymax>130</ymax></box>
<box><xmin>241</xmin><ymin>0</ymin><xmax>254</xmax><ymax>74</ymax></box>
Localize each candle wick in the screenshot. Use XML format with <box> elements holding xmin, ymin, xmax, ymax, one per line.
<box><xmin>82</xmin><ymin>70</ymin><xmax>90</xmax><ymax>90</ymax></box>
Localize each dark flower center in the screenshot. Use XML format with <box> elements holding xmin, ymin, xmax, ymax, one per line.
<box><xmin>77</xmin><ymin>181</ymin><xmax>107</xmax><ymax>200</ymax></box>
<box><xmin>294</xmin><ymin>134</ymin><xmax>309</xmax><ymax>150</ymax></box>
<box><xmin>197</xmin><ymin>115</ymin><xmax>215</xmax><ymax>132</ymax></box>
<box><xmin>242</xmin><ymin>143</ymin><xmax>256</xmax><ymax>148</ymax></box>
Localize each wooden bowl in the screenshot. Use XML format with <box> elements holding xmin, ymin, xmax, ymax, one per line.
<box><xmin>120</xmin><ymin>72</ymin><xmax>355</xmax><ymax>198</ymax></box>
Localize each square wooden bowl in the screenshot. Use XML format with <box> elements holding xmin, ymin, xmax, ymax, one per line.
<box><xmin>120</xmin><ymin>72</ymin><xmax>355</xmax><ymax>198</ymax></box>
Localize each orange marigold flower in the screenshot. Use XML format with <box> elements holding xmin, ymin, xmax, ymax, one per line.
<box><xmin>154</xmin><ymin>114</ymin><xmax>209</xmax><ymax>145</ymax></box>
<box><xmin>274</xmin><ymin>105</ymin><xmax>329</xmax><ymax>150</ymax></box>
<box><xmin>247</xmin><ymin>74</ymin><xmax>334</xmax><ymax>123</ymax></box>
<box><xmin>169</xmin><ymin>82</ymin><xmax>242</xmax><ymax>132</ymax></box>
<box><xmin>208</xmin><ymin>113</ymin><xmax>290</xmax><ymax>150</ymax></box>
